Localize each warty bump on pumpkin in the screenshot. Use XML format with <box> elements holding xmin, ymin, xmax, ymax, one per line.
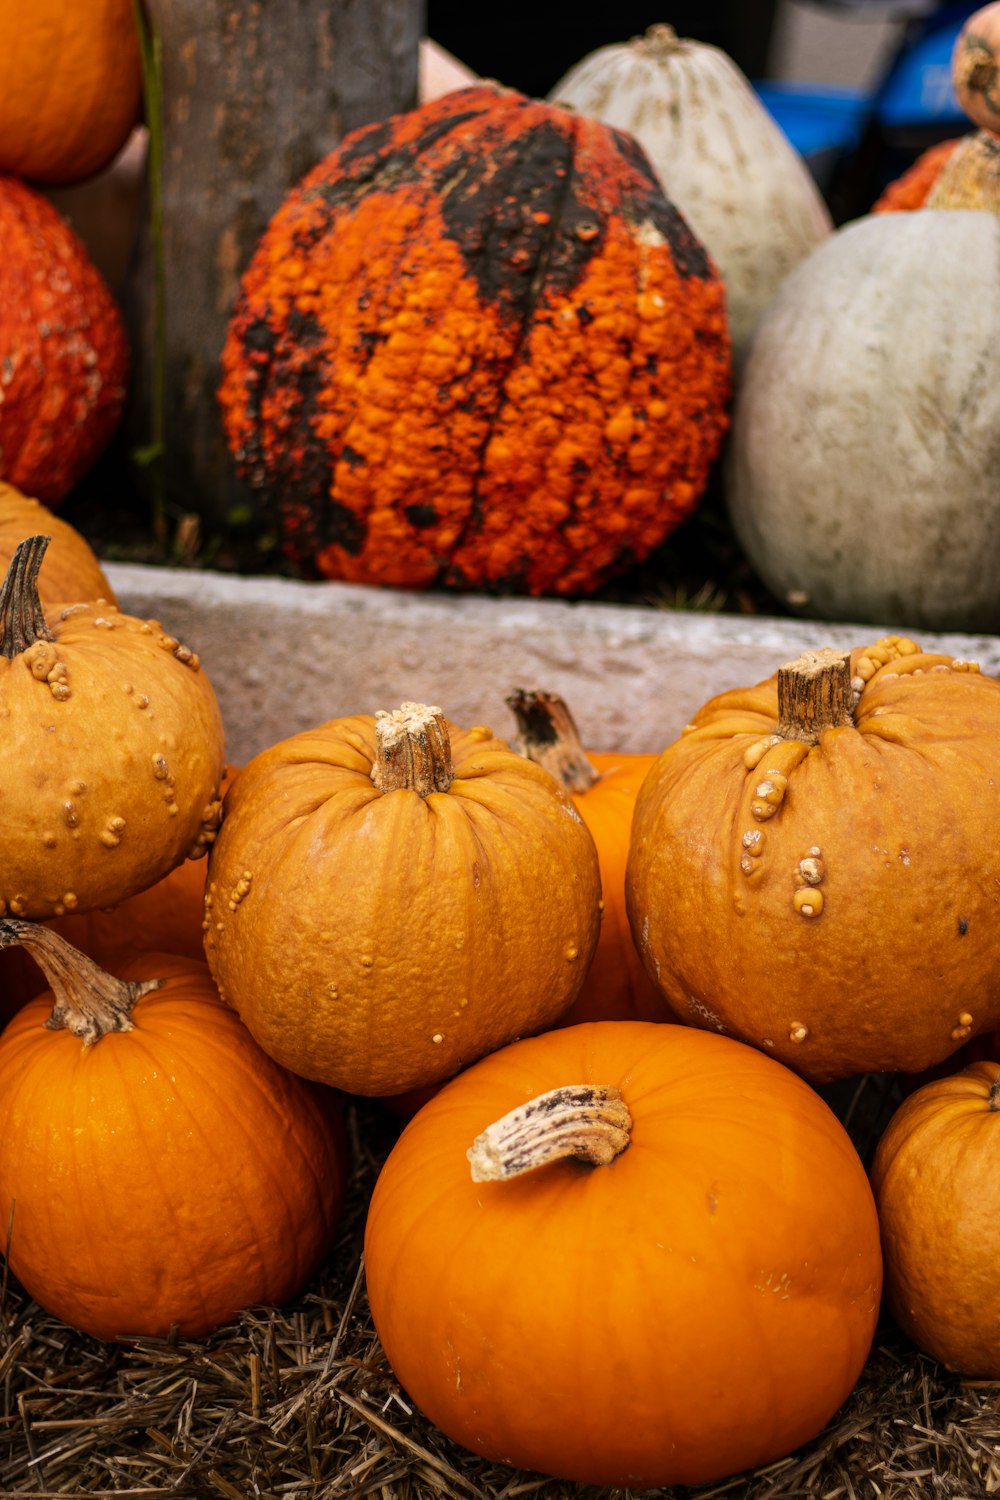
<box><xmin>218</xmin><ymin>84</ymin><xmax>731</xmax><ymax>597</ymax></box>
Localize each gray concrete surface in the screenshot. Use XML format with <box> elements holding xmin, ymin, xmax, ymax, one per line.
<box><xmin>106</xmin><ymin>563</ymin><xmax>1000</xmax><ymax>766</ymax></box>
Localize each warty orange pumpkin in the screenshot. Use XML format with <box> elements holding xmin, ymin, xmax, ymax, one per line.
<box><xmin>0</xmin><ymin>0</ymin><xmax>141</xmax><ymax>185</ymax></box>
<box><xmin>625</xmin><ymin>637</ymin><xmax>1000</xmax><ymax>1082</ymax></box>
<box><xmin>0</xmin><ymin>919</ymin><xmax>346</xmax><ymax>1342</ymax></box>
<box><xmin>506</xmin><ymin>687</ymin><xmax>665</xmax><ymax>1024</ymax></box>
<box><xmin>219</xmin><ymin>83</ymin><xmax>730</xmax><ymax>597</ymax></box>
<box><xmin>203</xmin><ymin>701</ymin><xmax>603</xmax><ymax>1095</ymax></box>
<box><xmin>365</xmin><ymin>1020</ymin><xmax>882</xmax><ymax>1489</ymax></box>
<box><xmin>871</xmin><ymin>1058</ymin><xmax>1000</xmax><ymax>1377</ymax></box>
<box><xmin>0</xmin><ymin>536</ymin><xmax>226</xmax><ymax>921</ymax></box>
<box><xmin>0</xmin><ymin>176</ymin><xmax>129</xmax><ymax>506</ymax></box>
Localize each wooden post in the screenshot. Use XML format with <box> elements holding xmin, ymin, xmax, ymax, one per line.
<box><xmin>127</xmin><ymin>0</ymin><xmax>423</xmax><ymax>535</ymax></box>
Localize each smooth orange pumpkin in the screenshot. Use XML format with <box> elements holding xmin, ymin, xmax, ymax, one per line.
<box><xmin>0</xmin><ymin>536</ymin><xmax>226</xmax><ymax>921</ymax></box>
<box><xmin>0</xmin><ymin>919</ymin><xmax>347</xmax><ymax>1342</ymax></box>
<box><xmin>365</xmin><ymin>1020</ymin><xmax>882</xmax><ymax>1489</ymax></box>
<box><xmin>871</xmin><ymin>1059</ymin><xmax>1000</xmax><ymax>1376</ymax></box>
<box><xmin>0</xmin><ymin>482</ymin><xmax>116</xmax><ymax>608</ymax></box>
<box><xmin>506</xmin><ymin>688</ymin><xmax>665</xmax><ymax>1024</ymax></box>
<box><xmin>0</xmin><ymin>0</ymin><xmax>142</xmax><ymax>185</ymax></box>
<box><xmin>625</xmin><ymin>637</ymin><xmax>1000</xmax><ymax>1082</ymax></box>
<box><xmin>204</xmin><ymin>702</ymin><xmax>602</xmax><ymax>1095</ymax></box>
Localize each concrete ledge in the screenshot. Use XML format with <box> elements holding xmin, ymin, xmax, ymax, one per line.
<box><xmin>106</xmin><ymin>563</ymin><xmax>1000</xmax><ymax>766</ymax></box>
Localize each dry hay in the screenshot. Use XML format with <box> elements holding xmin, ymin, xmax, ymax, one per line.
<box><xmin>2</xmin><ymin>1080</ymin><xmax>1000</xmax><ymax>1500</ymax></box>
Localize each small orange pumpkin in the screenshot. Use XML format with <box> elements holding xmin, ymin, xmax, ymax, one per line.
<box><xmin>0</xmin><ymin>919</ymin><xmax>347</xmax><ymax>1342</ymax></box>
<box><xmin>204</xmin><ymin>701</ymin><xmax>602</xmax><ymax>1095</ymax></box>
<box><xmin>506</xmin><ymin>688</ymin><xmax>665</xmax><ymax>1024</ymax></box>
<box><xmin>0</xmin><ymin>0</ymin><xmax>142</xmax><ymax>185</ymax></box>
<box><xmin>365</xmin><ymin>1020</ymin><xmax>882</xmax><ymax>1489</ymax></box>
<box><xmin>0</xmin><ymin>482</ymin><xmax>116</xmax><ymax>608</ymax></box>
<box><xmin>625</xmin><ymin>637</ymin><xmax>1000</xmax><ymax>1082</ymax></box>
<box><xmin>871</xmin><ymin>1058</ymin><xmax>1000</xmax><ymax>1376</ymax></box>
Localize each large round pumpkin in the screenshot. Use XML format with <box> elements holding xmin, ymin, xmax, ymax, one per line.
<box><xmin>726</xmin><ymin>209</ymin><xmax>1000</xmax><ymax>631</ymax></box>
<box><xmin>0</xmin><ymin>0</ymin><xmax>142</xmax><ymax>185</ymax></box>
<box><xmin>625</xmin><ymin>637</ymin><xmax>1000</xmax><ymax>1082</ymax></box>
<box><xmin>548</xmin><ymin>24</ymin><xmax>832</xmax><ymax>361</ymax></box>
<box><xmin>871</xmin><ymin>1059</ymin><xmax>1000</xmax><ymax>1376</ymax></box>
<box><xmin>219</xmin><ymin>83</ymin><xmax>730</xmax><ymax>597</ymax></box>
<box><xmin>0</xmin><ymin>176</ymin><xmax>129</xmax><ymax>506</ymax></box>
<box><xmin>365</xmin><ymin>1020</ymin><xmax>882</xmax><ymax>1489</ymax></box>
<box><xmin>0</xmin><ymin>920</ymin><xmax>346</xmax><ymax>1342</ymax></box>
<box><xmin>0</xmin><ymin>536</ymin><xmax>226</xmax><ymax>920</ymax></box>
<box><xmin>203</xmin><ymin>701</ymin><xmax>603</xmax><ymax>1095</ymax></box>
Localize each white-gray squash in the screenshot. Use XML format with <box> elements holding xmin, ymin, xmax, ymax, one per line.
<box><xmin>548</xmin><ymin>24</ymin><xmax>832</xmax><ymax>360</ymax></box>
<box><xmin>726</xmin><ymin>209</ymin><xmax>1000</xmax><ymax>633</ymax></box>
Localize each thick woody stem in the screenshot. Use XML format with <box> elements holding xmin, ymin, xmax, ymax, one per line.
<box><xmin>468</xmin><ymin>1084</ymin><xmax>633</xmax><ymax>1183</ymax></box>
<box><xmin>776</xmin><ymin>648</ymin><xmax>855</xmax><ymax>744</ymax></box>
<box><xmin>371</xmin><ymin>702</ymin><xmax>455</xmax><ymax>797</ymax></box>
<box><xmin>0</xmin><ymin>918</ymin><xmax>163</xmax><ymax>1045</ymax></box>
<box><xmin>506</xmin><ymin>688</ymin><xmax>600</xmax><ymax>793</ymax></box>
<box><xmin>0</xmin><ymin>536</ymin><xmax>55</xmax><ymax>659</ymax></box>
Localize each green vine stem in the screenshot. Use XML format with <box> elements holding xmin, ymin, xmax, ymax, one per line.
<box><xmin>0</xmin><ymin>537</ymin><xmax>55</xmax><ymax>659</ymax></box>
<box><xmin>131</xmin><ymin>0</ymin><xmax>167</xmax><ymax>547</ymax></box>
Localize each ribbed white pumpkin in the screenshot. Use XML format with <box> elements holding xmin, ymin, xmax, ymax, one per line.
<box><xmin>548</xmin><ymin>24</ymin><xmax>832</xmax><ymax>359</ymax></box>
<box><xmin>726</xmin><ymin>210</ymin><xmax>1000</xmax><ymax>632</ymax></box>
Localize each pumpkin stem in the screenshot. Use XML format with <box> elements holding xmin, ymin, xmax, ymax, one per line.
<box><xmin>989</xmin><ymin>1070</ymin><xmax>1000</xmax><ymax>1111</ymax></box>
<box><xmin>467</xmin><ymin>1084</ymin><xmax>632</xmax><ymax>1182</ymax></box>
<box><xmin>953</xmin><ymin>37</ymin><xmax>998</xmax><ymax>107</ymax></box>
<box><xmin>0</xmin><ymin>918</ymin><xmax>163</xmax><ymax>1045</ymax></box>
<box><xmin>776</xmin><ymin>648</ymin><xmax>855</xmax><ymax>744</ymax></box>
<box><xmin>0</xmin><ymin>536</ymin><xmax>56</xmax><ymax>659</ymax></box>
<box><xmin>371</xmin><ymin>701</ymin><xmax>455</xmax><ymax>797</ymax></box>
<box><xmin>506</xmin><ymin>688</ymin><xmax>600</xmax><ymax>793</ymax></box>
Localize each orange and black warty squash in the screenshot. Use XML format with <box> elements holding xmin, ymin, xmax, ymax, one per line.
<box><xmin>219</xmin><ymin>84</ymin><xmax>731</xmax><ymax>597</ymax></box>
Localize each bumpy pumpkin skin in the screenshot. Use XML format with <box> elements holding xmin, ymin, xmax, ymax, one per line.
<box><xmin>871</xmin><ymin>1060</ymin><xmax>1000</xmax><ymax>1377</ymax></box>
<box><xmin>203</xmin><ymin>714</ymin><xmax>603</xmax><ymax>1095</ymax></box>
<box><xmin>0</xmin><ymin>0</ymin><xmax>141</xmax><ymax>185</ymax></box>
<box><xmin>365</xmin><ymin>1021</ymin><xmax>882</xmax><ymax>1489</ymax></box>
<box><xmin>219</xmin><ymin>84</ymin><xmax>730</xmax><ymax>597</ymax></box>
<box><xmin>0</xmin><ymin>950</ymin><xmax>346</xmax><ymax>1342</ymax></box>
<box><xmin>625</xmin><ymin>640</ymin><xmax>1000</xmax><ymax>1082</ymax></box>
<box><xmin>0</xmin><ymin>177</ymin><xmax>129</xmax><ymax>506</ymax></box>
<box><xmin>0</xmin><ymin>592</ymin><xmax>226</xmax><ymax>921</ymax></box>
<box><xmin>0</xmin><ymin>482</ymin><xmax>117</xmax><ymax>608</ymax></box>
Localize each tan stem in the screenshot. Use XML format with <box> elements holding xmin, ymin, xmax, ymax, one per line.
<box><xmin>0</xmin><ymin>536</ymin><xmax>55</xmax><ymax>659</ymax></box>
<box><xmin>371</xmin><ymin>701</ymin><xmax>454</xmax><ymax>796</ymax></box>
<box><xmin>506</xmin><ymin>688</ymin><xmax>600</xmax><ymax>793</ymax></box>
<box><xmin>776</xmin><ymin>648</ymin><xmax>855</xmax><ymax>744</ymax></box>
<box><xmin>0</xmin><ymin>918</ymin><xmax>163</xmax><ymax>1045</ymax></box>
<box><xmin>989</xmin><ymin>1071</ymin><xmax>1000</xmax><ymax>1111</ymax></box>
<box><xmin>638</xmin><ymin>22</ymin><xmax>682</xmax><ymax>55</ymax></box>
<box><xmin>468</xmin><ymin>1084</ymin><xmax>633</xmax><ymax>1183</ymax></box>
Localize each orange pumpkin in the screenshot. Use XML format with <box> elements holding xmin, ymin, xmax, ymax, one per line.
<box><xmin>0</xmin><ymin>919</ymin><xmax>347</xmax><ymax>1342</ymax></box>
<box><xmin>871</xmin><ymin>137</ymin><xmax>963</xmax><ymax>211</ymax></box>
<box><xmin>871</xmin><ymin>1059</ymin><xmax>1000</xmax><ymax>1376</ymax></box>
<box><xmin>0</xmin><ymin>0</ymin><xmax>142</xmax><ymax>185</ymax></box>
<box><xmin>952</xmin><ymin>3</ymin><xmax>1000</xmax><ymax>138</ymax></box>
<box><xmin>0</xmin><ymin>482</ymin><xmax>116</xmax><ymax>608</ymax></box>
<box><xmin>506</xmin><ymin>688</ymin><xmax>665</xmax><ymax>1023</ymax></box>
<box><xmin>625</xmin><ymin>637</ymin><xmax>1000</xmax><ymax>1082</ymax></box>
<box><xmin>204</xmin><ymin>702</ymin><xmax>603</xmax><ymax>1095</ymax></box>
<box><xmin>0</xmin><ymin>177</ymin><xmax>129</xmax><ymax>505</ymax></box>
<box><xmin>219</xmin><ymin>83</ymin><xmax>730</xmax><ymax>597</ymax></box>
<box><xmin>365</xmin><ymin>1020</ymin><xmax>882</xmax><ymax>1489</ymax></box>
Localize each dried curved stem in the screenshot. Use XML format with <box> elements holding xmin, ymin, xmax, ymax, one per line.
<box><xmin>506</xmin><ymin>688</ymin><xmax>600</xmax><ymax>793</ymax></box>
<box><xmin>468</xmin><ymin>1084</ymin><xmax>633</xmax><ymax>1182</ymax></box>
<box><xmin>0</xmin><ymin>918</ymin><xmax>163</xmax><ymax>1045</ymax></box>
<box><xmin>0</xmin><ymin>536</ymin><xmax>55</xmax><ymax>659</ymax></box>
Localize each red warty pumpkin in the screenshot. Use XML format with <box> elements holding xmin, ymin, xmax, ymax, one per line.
<box><xmin>0</xmin><ymin>176</ymin><xmax>129</xmax><ymax>505</ymax></box>
<box><xmin>219</xmin><ymin>84</ymin><xmax>730</xmax><ymax>597</ymax></box>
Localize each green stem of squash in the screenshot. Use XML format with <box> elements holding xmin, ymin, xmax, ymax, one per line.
<box><xmin>467</xmin><ymin>1084</ymin><xmax>633</xmax><ymax>1182</ymax></box>
<box><xmin>371</xmin><ymin>702</ymin><xmax>455</xmax><ymax>797</ymax></box>
<box><xmin>130</xmin><ymin>0</ymin><xmax>167</xmax><ymax>549</ymax></box>
<box><xmin>506</xmin><ymin>688</ymin><xmax>600</xmax><ymax>793</ymax></box>
<box><xmin>0</xmin><ymin>537</ymin><xmax>55</xmax><ymax>659</ymax></box>
<box><xmin>0</xmin><ymin>918</ymin><xmax>162</xmax><ymax>1045</ymax></box>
